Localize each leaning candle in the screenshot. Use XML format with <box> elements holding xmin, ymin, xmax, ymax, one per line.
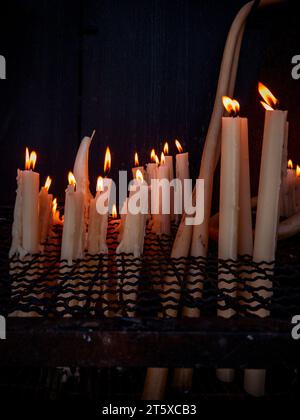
<box><xmin>244</xmin><ymin>82</ymin><xmax>288</xmax><ymax>397</ymax></box>
<box><xmin>132</xmin><ymin>152</ymin><xmax>145</xmax><ymax>179</ymax></box>
<box><xmin>10</xmin><ymin>148</ymin><xmax>40</xmax><ymax>257</ymax></box>
<box><xmin>175</xmin><ymin>139</ymin><xmax>189</xmax><ymax>221</ymax></box>
<box><xmin>39</xmin><ymin>176</ymin><xmax>53</xmax><ymax>244</ymax></box>
<box><xmin>217</xmin><ymin>96</ymin><xmax>241</xmax><ymax>383</ymax></box>
<box><xmin>60</xmin><ymin>172</ymin><xmax>85</xmax><ymax>264</ymax></box>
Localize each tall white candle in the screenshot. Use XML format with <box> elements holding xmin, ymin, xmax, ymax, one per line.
<box><xmin>281</xmin><ymin>159</ymin><xmax>296</xmax><ymax>217</ymax></box>
<box><xmin>244</xmin><ymin>83</ymin><xmax>288</xmax><ymax>398</ymax></box>
<box><xmin>217</xmin><ymin>97</ymin><xmax>241</xmax><ymax>383</ymax></box>
<box><xmin>164</xmin><ymin>142</ymin><xmax>175</xmax><ymax>221</ymax></box>
<box><xmin>238</xmin><ymin>119</ymin><xmax>253</xmax><ymax>257</ymax></box>
<box><xmin>175</xmin><ymin>139</ymin><xmax>189</xmax><ymax>221</ymax></box>
<box><xmin>10</xmin><ymin>148</ymin><xmax>40</xmax><ymax>257</ymax></box>
<box><xmin>132</xmin><ymin>152</ymin><xmax>145</xmax><ymax>179</ymax></box>
<box><xmin>156</xmin><ymin>152</ymin><xmax>171</xmax><ymax>236</ymax></box>
<box><xmin>61</xmin><ymin>172</ymin><xmax>85</xmax><ymax>264</ymax></box>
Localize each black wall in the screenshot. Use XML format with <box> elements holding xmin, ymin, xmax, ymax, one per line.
<box><xmin>0</xmin><ymin>0</ymin><xmax>299</xmax><ymax>205</ymax></box>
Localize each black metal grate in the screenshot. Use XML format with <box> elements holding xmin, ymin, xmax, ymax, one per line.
<box><xmin>1</xmin><ymin>208</ymin><xmax>300</xmax><ymax>320</ymax></box>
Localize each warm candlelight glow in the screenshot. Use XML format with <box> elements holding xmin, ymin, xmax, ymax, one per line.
<box><xmin>222</xmin><ymin>96</ymin><xmax>240</xmax><ymax>116</ymax></box>
<box><xmin>288</xmin><ymin>159</ymin><xmax>293</xmax><ymax>170</ymax></box>
<box><xmin>44</xmin><ymin>176</ymin><xmax>52</xmax><ymax>191</ymax></box>
<box><xmin>25</xmin><ymin>147</ymin><xmax>37</xmax><ymax>170</ymax></box>
<box><xmin>134</xmin><ymin>152</ymin><xmax>139</xmax><ymax>167</ymax></box>
<box><xmin>164</xmin><ymin>142</ymin><xmax>169</xmax><ymax>155</ymax></box>
<box><xmin>68</xmin><ymin>171</ymin><xmax>76</xmax><ymax>186</ymax></box>
<box><xmin>155</xmin><ymin>154</ymin><xmax>160</xmax><ymax>164</ymax></box>
<box><xmin>297</xmin><ymin>165</ymin><xmax>300</xmax><ymax>177</ymax></box>
<box><xmin>96</xmin><ymin>176</ymin><xmax>104</xmax><ymax>192</ymax></box>
<box><xmin>175</xmin><ymin>139</ymin><xmax>183</xmax><ymax>153</ymax></box>
<box><xmin>104</xmin><ymin>146</ymin><xmax>111</xmax><ymax>174</ymax></box>
<box><xmin>52</xmin><ymin>198</ymin><xmax>57</xmax><ymax>216</ymax></box>
<box><xmin>112</xmin><ymin>204</ymin><xmax>117</xmax><ymax>219</ymax></box>
<box><xmin>160</xmin><ymin>152</ymin><xmax>165</xmax><ymax>165</ymax></box>
<box><xmin>150</xmin><ymin>149</ymin><xmax>156</xmax><ymax>162</ymax></box>
<box><xmin>258</xmin><ymin>82</ymin><xmax>278</xmax><ymax>110</ymax></box>
<box><xmin>136</xmin><ymin>169</ymin><xmax>144</xmax><ymax>182</ymax></box>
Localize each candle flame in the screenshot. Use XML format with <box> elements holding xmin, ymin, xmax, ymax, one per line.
<box><xmin>288</xmin><ymin>159</ymin><xmax>293</xmax><ymax>170</ymax></box>
<box><xmin>155</xmin><ymin>154</ymin><xmax>160</xmax><ymax>164</ymax></box>
<box><xmin>136</xmin><ymin>169</ymin><xmax>144</xmax><ymax>182</ymax></box>
<box><xmin>164</xmin><ymin>142</ymin><xmax>169</xmax><ymax>155</ymax></box>
<box><xmin>96</xmin><ymin>176</ymin><xmax>104</xmax><ymax>192</ymax></box>
<box><xmin>68</xmin><ymin>171</ymin><xmax>76</xmax><ymax>186</ymax></box>
<box><xmin>175</xmin><ymin>139</ymin><xmax>183</xmax><ymax>153</ymax></box>
<box><xmin>52</xmin><ymin>198</ymin><xmax>57</xmax><ymax>215</ymax></box>
<box><xmin>25</xmin><ymin>147</ymin><xmax>37</xmax><ymax>170</ymax></box>
<box><xmin>112</xmin><ymin>204</ymin><xmax>117</xmax><ymax>219</ymax></box>
<box><xmin>160</xmin><ymin>152</ymin><xmax>165</xmax><ymax>165</ymax></box>
<box><xmin>258</xmin><ymin>82</ymin><xmax>278</xmax><ymax>110</ymax></box>
<box><xmin>297</xmin><ymin>165</ymin><xmax>300</xmax><ymax>177</ymax></box>
<box><xmin>134</xmin><ymin>152</ymin><xmax>139</xmax><ymax>167</ymax></box>
<box><xmin>150</xmin><ymin>149</ymin><xmax>156</xmax><ymax>162</ymax></box>
<box><xmin>104</xmin><ymin>146</ymin><xmax>111</xmax><ymax>174</ymax></box>
<box><xmin>222</xmin><ymin>96</ymin><xmax>240</xmax><ymax>116</ymax></box>
<box><xmin>260</xmin><ymin>101</ymin><xmax>274</xmax><ymax>111</ymax></box>
<box><xmin>44</xmin><ymin>176</ymin><xmax>52</xmax><ymax>191</ymax></box>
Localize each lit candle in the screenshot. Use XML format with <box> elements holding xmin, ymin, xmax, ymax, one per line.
<box><xmin>281</xmin><ymin>159</ymin><xmax>296</xmax><ymax>217</ymax></box>
<box><xmin>10</xmin><ymin>148</ymin><xmax>40</xmax><ymax>257</ymax></box>
<box><xmin>60</xmin><ymin>172</ymin><xmax>85</xmax><ymax>264</ymax></box>
<box><xmin>244</xmin><ymin>82</ymin><xmax>288</xmax><ymax>397</ymax></box>
<box><xmin>39</xmin><ymin>176</ymin><xmax>53</xmax><ymax>244</ymax></box>
<box><xmin>52</xmin><ymin>198</ymin><xmax>63</xmax><ymax>226</ymax></box>
<box><xmin>217</xmin><ymin>96</ymin><xmax>241</xmax><ymax>383</ymax></box>
<box><xmin>87</xmin><ymin>176</ymin><xmax>109</xmax><ymax>255</ymax></box>
<box><xmin>295</xmin><ymin>165</ymin><xmax>300</xmax><ymax>212</ymax></box>
<box><xmin>132</xmin><ymin>152</ymin><xmax>145</xmax><ymax>179</ymax></box>
<box><xmin>175</xmin><ymin>139</ymin><xmax>189</xmax><ymax>221</ymax></box>
<box><xmin>164</xmin><ymin>142</ymin><xmax>175</xmax><ymax>221</ymax></box>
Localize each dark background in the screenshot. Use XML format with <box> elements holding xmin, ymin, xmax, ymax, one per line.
<box><xmin>0</xmin><ymin>0</ymin><xmax>299</xmax><ymax>205</ymax></box>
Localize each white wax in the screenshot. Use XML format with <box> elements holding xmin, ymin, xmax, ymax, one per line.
<box><xmin>61</xmin><ymin>185</ymin><xmax>85</xmax><ymax>264</ymax></box>
<box><xmin>116</xmin><ymin>180</ymin><xmax>147</xmax><ymax>257</ymax></box>
<box><xmin>22</xmin><ymin>170</ymin><xmax>40</xmax><ymax>254</ymax></box>
<box><xmin>156</xmin><ymin>164</ymin><xmax>171</xmax><ymax>236</ymax></box>
<box><xmin>238</xmin><ymin>118</ymin><xmax>253</xmax><ymax>256</ymax></box>
<box><xmin>175</xmin><ymin>152</ymin><xmax>189</xmax><ymax>220</ymax></box>
<box><xmin>253</xmin><ymin>110</ymin><xmax>288</xmax><ymax>262</ymax></box>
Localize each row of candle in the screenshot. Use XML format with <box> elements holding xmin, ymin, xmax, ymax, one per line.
<box><xmin>9</xmin><ymin>138</ymin><xmax>190</xmax><ymax>264</ymax></box>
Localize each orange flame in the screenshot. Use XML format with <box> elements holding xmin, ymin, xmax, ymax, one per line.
<box><xmin>222</xmin><ymin>96</ymin><xmax>240</xmax><ymax>116</ymax></box>
<box><xmin>164</xmin><ymin>142</ymin><xmax>169</xmax><ymax>155</ymax></box>
<box><xmin>288</xmin><ymin>159</ymin><xmax>293</xmax><ymax>170</ymax></box>
<box><xmin>160</xmin><ymin>152</ymin><xmax>165</xmax><ymax>165</ymax></box>
<box><xmin>134</xmin><ymin>152</ymin><xmax>139</xmax><ymax>167</ymax></box>
<box><xmin>44</xmin><ymin>176</ymin><xmax>52</xmax><ymax>191</ymax></box>
<box><xmin>260</xmin><ymin>101</ymin><xmax>274</xmax><ymax>111</ymax></box>
<box><xmin>96</xmin><ymin>176</ymin><xmax>104</xmax><ymax>192</ymax></box>
<box><xmin>155</xmin><ymin>154</ymin><xmax>160</xmax><ymax>164</ymax></box>
<box><xmin>104</xmin><ymin>146</ymin><xmax>111</xmax><ymax>174</ymax></box>
<box><xmin>112</xmin><ymin>204</ymin><xmax>117</xmax><ymax>219</ymax></box>
<box><xmin>68</xmin><ymin>171</ymin><xmax>76</xmax><ymax>186</ymax></box>
<box><xmin>258</xmin><ymin>82</ymin><xmax>278</xmax><ymax>110</ymax></box>
<box><xmin>150</xmin><ymin>149</ymin><xmax>156</xmax><ymax>162</ymax></box>
<box><xmin>296</xmin><ymin>165</ymin><xmax>300</xmax><ymax>177</ymax></box>
<box><xmin>175</xmin><ymin>139</ymin><xmax>183</xmax><ymax>153</ymax></box>
<box><xmin>136</xmin><ymin>169</ymin><xmax>144</xmax><ymax>182</ymax></box>
<box><xmin>25</xmin><ymin>147</ymin><xmax>37</xmax><ymax>170</ymax></box>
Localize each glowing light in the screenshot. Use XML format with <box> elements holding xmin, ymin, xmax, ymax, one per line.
<box><xmin>68</xmin><ymin>172</ymin><xmax>76</xmax><ymax>186</ymax></box>
<box><xmin>222</xmin><ymin>96</ymin><xmax>240</xmax><ymax>116</ymax></box>
<box><xmin>258</xmin><ymin>82</ymin><xmax>278</xmax><ymax>110</ymax></box>
<box><xmin>175</xmin><ymin>139</ymin><xmax>183</xmax><ymax>153</ymax></box>
<box><xmin>104</xmin><ymin>147</ymin><xmax>111</xmax><ymax>174</ymax></box>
